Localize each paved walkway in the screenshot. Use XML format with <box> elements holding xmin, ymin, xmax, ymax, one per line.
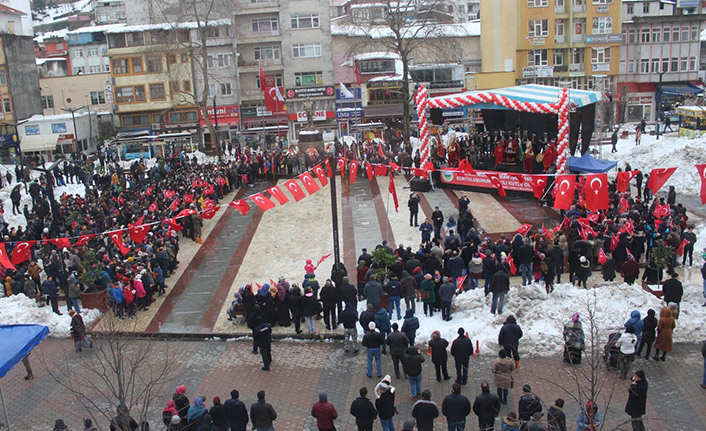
<box><xmin>2</xmin><ymin>338</ymin><xmax>704</xmax><ymax>431</ymax></box>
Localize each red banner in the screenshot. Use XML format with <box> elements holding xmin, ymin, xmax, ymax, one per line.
<box><xmin>439</xmin><ymin>169</ymin><xmax>534</xmax><ymax>193</ymax></box>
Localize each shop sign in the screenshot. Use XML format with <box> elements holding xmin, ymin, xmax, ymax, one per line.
<box><xmin>367</xmin><ymin>81</ymin><xmax>402</xmax><ymax>89</ymax></box>
<box><xmin>440</xmin><ymin>169</ymin><xmax>534</xmax><ymax>193</ymax></box>
<box><xmin>523</xmin><ymin>66</ymin><xmax>554</xmax><ymax>78</ymax></box>
<box><xmin>592</xmin><ymin>63</ymin><xmax>610</xmax><ymax>72</ymax></box>
<box><xmin>585</xmin><ymin>34</ymin><xmax>623</xmax><ymax>44</ymax></box>
<box><xmin>290</xmin><ymin>110</ymin><xmax>328</xmax><ymax>122</ymax></box>
<box><xmin>336</xmin><ymin>109</ymin><xmax>363</xmax><ymax>119</ymax></box>
<box><xmin>285</xmin><ymin>86</ymin><xmax>335</xmax><ymax>99</ymax></box>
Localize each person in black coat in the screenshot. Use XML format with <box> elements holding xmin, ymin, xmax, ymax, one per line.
<box><xmin>450</xmin><ymin>328</ymin><xmax>473</xmax><ymax>385</ymax></box>
<box><xmin>340</xmin><ymin>301</ymin><xmax>360</xmax><ymax>353</ymax></box>
<box><xmin>636</xmin><ymin>309</ymin><xmax>658</xmax><ymax>359</ymax></box>
<box><xmin>350</xmin><ymin>387</ymin><xmax>377</xmax><ymax>431</ymax></box>
<box><xmin>602</xmin><ymin>253</ymin><xmax>616</xmax><ymax>282</ymax></box>
<box><xmin>341</xmin><ymin>276</ymin><xmax>358</xmax><ymax>306</ymax></box>
<box><xmin>374</xmin><ymin>382</ymin><xmax>396</xmax><ymax>430</ymax></box>
<box><xmin>661</xmin><ymin>272</ymin><xmax>683</xmax><ymax>308</ymax></box>
<box><xmin>386</xmin><ymin>323</ymin><xmax>409</xmax><ymax>379</ymax></box>
<box><xmin>320</xmin><ymin>279</ymin><xmax>340</xmax><ymax>330</ymax></box>
<box><xmin>518</xmin><ymin>385</ymin><xmax>542</xmax><ymax>422</ymax></box>
<box><xmin>253</xmin><ymin>317</ymin><xmax>273</xmax><ymax>371</ymax></box>
<box><xmin>400</xmin><ymin>308</ymin><xmax>419</xmax><ymax>345</ymax></box>
<box><xmin>442</xmin><ymin>383</ymin><xmax>471</xmax><ymax>429</ymax></box>
<box><xmin>287</xmin><ymin>285</ymin><xmax>303</xmax><ymax>334</ymax></box>
<box><xmin>223</xmin><ymin>390</ymin><xmax>249</xmax><ymax>431</ymax></box>
<box><xmin>411</xmin><ymin>390</ymin><xmax>439</xmax><ymax>431</ymax></box>
<box><xmin>625</xmin><ymin>370</ymin><xmax>648</xmax><ymax>431</ymax></box>
<box><xmin>209</xmin><ymin>397</ymin><xmax>227</xmax><ymax>431</ymax></box>
<box><xmin>472</xmin><ymin>382</ymin><xmax>500</xmax><ymax>431</ymax></box>
<box><xmin>429</xmin><ymin>330</ymin><xmax>451</xmax><ymax>382</ymax></box>
<box><xmin>498</xmin><ymin>315</ymin><xmax>523</xmax><ymax>364</ymax></box>
<box><xmin>359</xmin><ymin>304</ymin><xmax>376</xmax><ymax>334</ymax></box>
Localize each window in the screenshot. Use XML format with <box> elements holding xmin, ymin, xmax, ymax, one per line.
<box><xmin>663</xmin><ymin>26</ymin><xmax>670</xmax><ymax>42</ymax></box>
<box><xmin>208</xmin><ymin>83</ymin><xmax>217</xmax><ymax>97</ymax></box>
<box><xmin>221</xmin><ymin>82</ymin><xmax>232</xmax><ymax>96</ymax></box>
<box><xmin>169</xmin><ymin>111</ymin><xmax>197</xmax><ymax>123</ymax></box>
<box><xmin>641</xmin><ymin>28</ymin><xmax>650</xmax><ymax>43</ymax></box>
<box><xmin>88</xmin><ymin>65</ymin><xmax>102</xmax><ymax>73</ymax></box>
<box><xmin>591</xmin><ymin>47</ymin><xmax>610</xmax><ymax>64</ymax></box>
<box><xmin>109</xmin><ymin>34</ymin><xmax>126</xmax><ymax>47</ymax></box>
<box><xmin>147</xmin><ymin>56</ymin><xmax>162</xmax><ymax>73</ymax></box>
<box><xmin>125</xmin><ymin>32</ymin><xmax>144</xmax><ymax>46</ymax></box>
<box><xmin>652</xmin><ymin>27</ymin><xmax>661</xmax><ymax>43</ymax></box>
<box><xmin>671</xmin><ymin>57</ymin><xmax>678</xmax><ymax>72</ymax></box>
<box><xmin>3</xmin><ymin>98</ymin><xmax>10</xmax><ymax>113</ymax></box>
<box><xmin>122</xmin><ymin>115</ymin><xmax>151</xmax><ymax>127</ymax></box>
<box><xmin>113</xmin><ymin>58</ymin><xmax>129</xmax><ymax>74</ymax></box>
<box><xmin>640</xmin><ymin>59</ymin><xmax>649</xmax><ymax>73</ymax></box>
<box><xmin>527</xmin><ymin>0</ymin><xmax>548</xmax><ymax>6</ymax></box>
<box><xmin>672</xmin><ymin>26</ymin><xmax>679</xmax><ymax>41</ymax></box>
<box><xmin>51</xmin><ymin>123</ymin><xmax>67</xmax><ymax>133</ymax></box>
<box><xmin>71</xmin><ymin>48</ymin><xmax>83</xmax><ymax>58</ymax></box>
<box><xmin>680</xmin><ymin>57</ymin><xmax>687</xmax><ymax>71</ymax></box>
<box><xmin>115</xmin><ymin>85</ymin><xmax>145</xmax><ymax>103</ymax></box>
<box><xmin>90</xmin><ymin>91</ymin><xmax>105</xmax><ymax>105</ymax></box>
<box><xmin>592</xmin><ymin>17</ymin><xmax>612</xmax><ymax>34</ymax></box>
<box><xmin>571</xmin><ymin>48</ymin><xmax>584</xmax><ymax>65</ymax></box>
<box><xmin>528</xmin><ymin>19</ymin><xmax>549</xmax><ymax>37</ymax></box>
<box><xmin>217</xmin><ymin>54</ymin><xmax>230</xmax><ymax>68</ymax></box>
<box><xmin>167</xmin><ymin>54</ymin><xmax>177</xmax><ymax>65</ymax></box>
<box><xmin>573</xmin><ymin>18</ymin><xmax>585</xmax><ymax>36</ymax></box>
<box><xmin>207</xmin><ymin>55</ymin><xmax>214</xmax><ymax>69</ymax></box>
<box><xmin>206</xmin><ymin>26</ymin><xmax>229</xmax><ymax>38</ymax></box>
<box><xmin>662</xmin><ymin>59</ymin><xmax>669</xmax><ymax>73</ymax></box>
<box><xmin>643</xmin><ymin>2</ymin><xmax>649</xmax><ymax>13</ymax></box>
<box><xmin>292</xmin><ymin>43</ymin><xmax>321</xmax><ymax>58</ymax></box>
<box><xmin>360</xmin><ymin>60</ymin><xmax>396</xmax><ymax>74</ymax></box>
<box><xmin>251</xmin><ymin>17</ymin><xmax>278</xmax><ymax>33</ymax></box>
<box><xmin>626</xmin><ymin>3</ymin><xmax>633</xmax><ymax>14</ymax></box>
<box><xmin>131</xmin><ymin>57</ymin><xmax>143</xmax><ymax>73</ymax></box>
<box><xmin>689</xmin><ymin>56</ymin><xmax>696</xmax><ymax>71</ymax></box>
<box><xmin>104</xmin><ymin>63</ymin><xmax>110</xmax><ymax>72</ymax></box>
<box><xmin>556</xmin><ymin>19</ymin><xmax>565</xmax><ymax>38</ymax></box>
<box><xmin>294</xmin><ymin>71</ymin><xmax>323</xmax><ymax>86</ymax></box>
<box><xmin>291</xmin><ymin>14</ymin><xmax>319</xmax><ymax>29</ymax></box>
<box><xmin>72</xmin><ymin>66</ymin><xmax>85</xmax><ymax>75</ymax></box>
<box><xmin>25</xmin><ymin>125</ymin><xmax>39</xmax><ymax>135</ymax></box>
<box><xmin>183</xmin><ymin>81</ymin><xmax>191</xmax><ymax>92</ymax></box>
<box><xmin>651</xmin><ymin>59</ymin><xmax>659</xmax><ymax>73</ymax></box>
<box><xmin>553</xmin><ymin>49</ymin><xmax>564</xmax><ymax>65</ymax></box>
<box><xmin>628</xmin><ymin>59</ymin><xmax>636</xmax><ymax>74</ymax></box>
<box><xmin>682</xmin><ymin>26</ymin><xmax>689</xmax><ymax>41</ymax></box>
<box><xmin>182</xmin><ymin>53</ymin><xmax>189</xmax><ymax>63</ymax></box>
<box><xmin>253</xmin><ymin>45</ymin><xmax>280</xmax><ymax>61</ymax></box>
<box><xmin>256</xmin><ymin>74</ymin><xmax>283</xmax><ymax>88</ymax></box>
<box><xmin>150</xmin><ymin>83</ymin><xmax>165</xmax><ymax>100</ymax></box>
<box><xmin>692</xmin><ymin>26</ymin><xmax>699</xmax><ymax>41</ymax></box>
<box><xmin>87</xmin><ymin>47</ymin><xmax>99</xmax><ymax>57</ymax></box>
<box><xmin>528</xmin><ymin>49</ymin><xmax>548</xmax><ymax>66</ymax></box>
<box><xmin>619</xmin><ymin>59</ymin><xmax>625</xmax><ymax>74</ymax></box>
<box><xmin>0</xmin><ymin>74</ymin><xmax>5</xmax><ymax>85</ymax></box>
<box><xmin>41</xmin><ymin>95</ymin><xmax>54</xmax><ymax>110</ymax></box>
<box><xmin>628</xmin><ymin>28</ymin><xmax>636</xmax><ymax>44</ymax></box>
<box><xmin>170</xmin><ymin>81</ymin><xmax>180</xmax><ymax>96</ymax></box>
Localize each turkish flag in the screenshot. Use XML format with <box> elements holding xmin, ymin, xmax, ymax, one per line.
<box><xmin>202</xmin><ymin>198</ymin><xmax>215</xmax><ymax>209</ymax></box>
<box><xmin>578</xmin><ymin>227</ymin><xmax>589</xmax><ymax>240</ymax></box>
<box><xmin>624</xmin><ymin>219</ymin><xmax>634</xmax><ymax>233</ymax></box>
<box><xmin>616</xmin><ymin>170</ymin><xmax>638</xmax><ymax>193</ymax></box>
<box><xmin>184</xmin><ymin>194</ymin><xmax>194</xmax><ymax>204</ymax></box>
<box><xmin>588</xmin><ymin>213</ymin><xmax>600</xmax><ymax>223</ymax></box>
<box><xmin>146</xmin><ymin>186</ymin><xmax>153</xmax><ymax>196</ymax></box>
<box><xmin>412</xmin><ymin>168</ymin><xmax>428</xmax><ymax>179</ymax></box>
<box><xmin>251</xmin><ymin>193</ymin><xmax>276</xmax><ymax>212</ymax></box>
<box><xmin>299</xmin><ymin>172</ymin><xmax>320</xmax><ymax>194</ymax></box>
<box><xmin>530</xmin><ymin>176</ymin><xmax>547</xmax><ymax>200</ymax></box>
<box><xmin>675</xmin><ymin>238</ymin><xmax>689</xmax><ymax>256</ymax></box>
<box><xmin>366</xmin><ymin>162</ymin><xmax>374</xmax><ymax>181</ymax></box>
<box><xmin>217</xmin><ymin>176</ymin><xmax>226</xmax><ymax>186</ymax></box>
<box><xmin>553</xmin><ymin>220</ymin><xmax>564</xmax><ymax>234</ymax></box>
<box><xmin>268</xmin><ymin>185</ymin><xmax>289</xmax><ymax>205</ymax></box>
<box><xmin>337</xmin><ymin>158</ymin><xmax>346</xmax><ymax>177</ymax></box>
<box><xmin>374</xmin><ymin>164</ymin><xmax>388</xmax><ymax>177</ymax></box>
<box><xmin>109</xmin><ymin>230</ymin><xmax>130</xmax><ymax>255</ymax></box>
<box><xmin>456</xmin><ymin>274</ymin><xmax>467</xmax><ymax>290</ymax></box>
<box><xmin>389</xmin><ymin>172</ymin><xmax>399</xmax><ymax>212</ymax></box>
<box><xmin>200</xmin><ymin>205</ymin><xmax>220</xmax><ymax>219</ymax></box>
<box><xmin>0</xmin><ymin>243</ymin><xmax>16</xmax><ymax>270</ymax></box>
<box><xmin>626</xmin><ymin>248</ymin><xmax>634</xmax><ymax>260</ymax></box>
<box><xmin>262</xmin><ymin>73</ymin><xmax>284</xmax><ymax>113</ymax></box>
<box><xmin>598</xmin><ymin>248</ymin><xmax>608</xmax><ymax>265</ymax></box>
<box><xmin>349</xmin><ymin>161</ymin><xmax>359</xmax><ymax>183</ymax></box>
<box><xmin>284</xmin><ymin>179</ymin><xmax>306</xmax><ymax>202</ymax></box>
<box><xmin>129</xmin><ymin>224</ymin><xmax>152</xmax><ymax>243</ymax></box>
<box><xmin>653</xmin><ymin>202</ymin><xmax>670</xmax><ymax>218</ymax></box>
<box><xmin>516</xmin><ymin>224</ymin><xmax>532</xmax><ymax>236</ymax></box>
<box><xmin>165</xmin><ymin>218</ymin><xmax>183</xmax><ymax>232</ymax></box>
<box><xmin>541</xmin><ymin>224</ymin><xmax>553</xmax><ymax>241</ymax></box>
<box><xmin>389</xmin><ymin>162</ymin><xmax>401</xmax><ymax>172</ymax></box>
<box><xmin>168</xmin><ymin>198</ymin><xmax>179</xmax><ymax>211</ymax></box>
<box><xmin>647</xmin><ymin>167</ymin><xmax>677</xmax><ymax>194</ymax></box>
<box><xmin>619</xmin><ymin>196</ymin><xmax>629</xmax><ymax>214</ymax></box>
<box><xmin>118</xmin><ymin>196</ymin><xmax>125</xmax><ymax>205</ymax></box>
<box><xmin>149</xmin><ymin>201</ymin><xmax>158</xmax><ymax>212</ymax></box>
<box><xmin>696</xmin><ymin>163</ymin><xmax>706</xmax><ymax>204</ymax></box>
<box><xmin>553</xmin><ymin>175</ymin><xmax>576</xmax><ymax>210</ymax></box>
<box><xmin>229</xmin><ymin>199</ymin><xmax>251</xmax><ymax>216</ymax></box>
<box><xmin>11</xmin><ymin>240</ymin><xmax>36</xmax><ymax>265</ymax></box>
<box><xmin>610</xmin><ymin>234</ymin><xmax>618</xmax><ymax>251</ymax></box>
<box><xmin>313</xmin><ymin>164</ymin><xmax>328</xmax><ymax>187</ymax></box>
<box><xmin>489</xmin><ymin>175</ymin><xmax>506</xmax><ymax>197</ymax></box>
<box><xmin>458</xmin><ymin>159</ymin><xmax>476</xmax><ymax>175</ymax></box>
<box><xmin>177</xmin><ymin>209</ymin><xmax>197</xmax><ymax>218</ymax></box>
<box><xmin>506</xmin><ymin>254</ymin><xmax>516</xmax><ymax>275</ymax></box>
<box><xmin>377</xmin><ymin>142</ymin><xmax>385</xmax><ymax>157</ymax></box>
<box><xmin>585</xmin><ymin>173</ymin><xmax>609</xmax><ymax>211</ymax></box>
<box><xmin>164</xmin><ymin>190</ymin><xmax>175</xmax><ymax>199</ymax></box>
<box><xmin>73</xmin><ymin>234</ymin><xmax>96</xmax><ymax>247</ymax></box>
<box><xmin>49</xmin><ymin>238</ymin><xmax>72</xmax><ymax>249</ymax></box>
<box><xmin>324</xmin><ymin>158</ymin><xmax>333</xmax><ymax>177</ymax></box>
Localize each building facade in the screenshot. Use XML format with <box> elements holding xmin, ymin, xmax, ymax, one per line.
<box><xmin>67</xmin><ymin>24</ymin><xmax>124</xmax><ymax>76</ymax></box>
<box><xmin>93</xmin><ymin>0</ymin><xmax>127</xmax><ymax>24</ymax></box>
<box><xmin>18</xmin><ymin>111</ymin><xmax>100</xmax><ymax>159</ymax></box>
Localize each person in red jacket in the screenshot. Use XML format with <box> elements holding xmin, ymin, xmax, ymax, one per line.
<box><xmin>311</xmin><ymin>390</ymin><xmax>338</xmax><ymax>431</ymax></box>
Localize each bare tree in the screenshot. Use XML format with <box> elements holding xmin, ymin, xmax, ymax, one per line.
<box><xmin>348</xmin><ymin>0</ymin><xmax>454</xmax><ymax>146</ymax></box>
<box><xmin>42</xmin><ymin>314</ymin><xmax>183</xmax><ymax>431</ymax></box>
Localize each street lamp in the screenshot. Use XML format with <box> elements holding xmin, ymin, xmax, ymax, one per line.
<box><xmin>62</xmin><ymin>105</ymin><xmax>88</xmax><ymax>156</ymax></box>
<box><xmin>656</xmin><ymin>70</ymin><xmax>666</xmax><ymax>141</ymax></box>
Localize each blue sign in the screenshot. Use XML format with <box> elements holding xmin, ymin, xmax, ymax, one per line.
<box><xmin>336</xmin><ymin>109</ymin><xmax>363</xmax><ymax>119</ymax></box>
<box><xmin>336</xmin><ymin>87</ymin><xmax>362</xmax><ymax>100</ymax></box>
<box><xmin>0</xmin><ymin>134</ymin><xmax>15</xmax><ymax>145</ymax></box>
<box><xmin>442</xmin><ymin>107</ymin><xmax>466</xmax><ymax>118</ymax></box>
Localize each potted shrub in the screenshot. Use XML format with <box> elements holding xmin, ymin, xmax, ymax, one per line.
<box><xmin>371</xmin><ymin>247</ymin><xmax>396</xmax><ymax>310</ymax></box>
<box><xmin>78</xmin><ymin>250</ymin><xmax>110</xmax><ymax>311</ymax></box>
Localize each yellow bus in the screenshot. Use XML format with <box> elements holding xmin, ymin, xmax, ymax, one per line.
<box><xmin>674</xmin><ymin>105</ymin><xmax>706</xmax><ymax>138</ymax></box>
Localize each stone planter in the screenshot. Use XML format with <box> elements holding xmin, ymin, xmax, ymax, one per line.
<box><xmin>80</xmin><ymin>289</ymin><xmax>109</xmax><ymax>311</ymax></box>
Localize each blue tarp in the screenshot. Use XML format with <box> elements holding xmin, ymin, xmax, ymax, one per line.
<box><xmin>567</xmin><ymin>153</ymin><xmax>617</xmax><ymax>173</ymax></box>
<box><xmin>0</xmin><ymin>325</ymin><xmax>49</xmax><ymax>379</ymax></box>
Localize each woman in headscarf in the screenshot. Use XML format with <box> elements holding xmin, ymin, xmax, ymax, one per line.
<box><xmin>576</xmin><ymin>400</ymin><xmax>601</xmax><ymax>431</ymax></box>
<box><xmin>653</xmin><ymin>306</ymin><xmax>675</xmax><ymax>361</ymax></box>
<box><xmin>187</xmin><ymin>397</ymin><xmax>207</xmax><ymax>428</ymax></box>
<box><xmin>562</xmin><ymin>313</ymin><xmax>585</xmax><ymax>364</ymax></box>
<box><xmin>162</xmin><ymin>400</ymin><xmax>179</xmax><ymax>427</ymax></box>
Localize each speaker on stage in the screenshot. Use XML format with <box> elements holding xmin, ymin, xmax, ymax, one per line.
<box><xmin>410</xmin><ymin>178</ymin><xmax>431</xmax><ymax>192</ymax></box>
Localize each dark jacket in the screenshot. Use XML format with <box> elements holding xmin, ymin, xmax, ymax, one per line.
<box><xmin>386</xmin><ymin>330</ymin><xmax>409</xmax><ymax>356</ymax></box>
<box><xmin>451</xmin><ymin>334</ymin><xmax>473</xmax><ymax>363</ymax></box>
<box><xmin>400</xmin><ymin>308</ymin><xmax>419</xmax><ymax>343</ymax></box>
<box><xmin>362</xmin><ymin>330</ymin><xmax>384</xmax><ymax>349</ymax></box>
<box><xmin>341</xmin><ymin>283</ymin><xmax>358</xmax><ymax>305</ymax></box>
<box><xmin>472</xmin><ymin>390</ymin><xmax>500</xmax><ymax>422</ymax></box>
<box><xmin>359</xmin><ymin>308</ymin><xmax>375</xmax><ymax>332</ymax></box>
<box><xmin>209</xmin><ymin>404</ymin><xmax>227</xmax><ymax>431</ymax></box>
<box><xmin>364</xmin><ymin>280</ymin><xmax>383</xmax><ymax>305</ymax></box>
<box><xmin>429</xmin><ymin>337</ymin><xmax>449</xmax><ymax>364</ymax></box>
<box><xmin>412</xmin><ymin>399</ymin><xmax>440</xmax><ymax>431</ymax></box>
<box><xmin>641</xmin><ymin>310</ymin><xmax>658</xmax><ymax>344</ymax></box>
<box><xmin>375</xmin><ymin>390</ymin><xmax>396</xmax><ymax>420</ymax></box>
<box><xmin>350</xmin><ymin>396</ymin><xmax>377</xmax><ymax>427</ymax></box>
<box><xmin>253</xmin><ymin>322</ymin><xmax>272</xmax><ymax>348</ymax></box>
<box><xmin>438</xmin><ymin>281</ymin><xmax>456</xmax><ymax>302</ymax></box>
<box><xmin>223</xmin><ymin>397</ymin><xmax>249</xmax><ymax>431</ymax></box>
<box><xmin>518</xmin><ymin>392</ymin><xmax>543</xmax><ymax>421</ymax></box>
<box><xmin>519</xmin><ymin>244</ymin><xmax>534</xmax><ymax>264</ymax></box>
<box><xmin>374</xmin><ymin>307</ymin><xmax>392</xmax><ymax>333</ymax></box>
<box><xmin>546</xmin><ymin>405</ymin><xmax>566</xmax><ymax>431</ymax></box>
<box><xmin>401</xmin><ymin>347</ymin><xmax>425</xmax><ymax>377</ymax></box>
<box><xmin>340</xmin><ymin>303</ymin><xmax>359</xmax><ymax>329</ymax></box>
<box><xmin>661</xmin><ymin>278</ymin><xmax>683</xmax><ymax>304</ymax></box>
<box><xmin>491</xmin><ymin>269</ymin><xmax>510</xmax><ymax>294</ymax></box>
<box><xmin>498</xmin><ymin>315</ymin><xmax>523</xmax><ymax>348</ymax></box>
<box><xmin>301</xmin><ymin>294</ymin><xmax>321</xmax><ymax>317</ymax></box>
<box><xmin>385</xmin><ymin>280</ymin><xmax>403</xmax><ymax>297</ymax></box>
<box><xmin>250</xmin><ymin>400</ymin><xmax>277</xmax><ymax>429</ymax></box>
<box><xmin>173</xmin><ymin>394</ymin><xmax>190</xmax><ymax>421</ymax></box>
<box><xmin>442</xmin><ymin>393</ymin><xmax>471</xmax><ymax>422</ymax></box>
<box><xmin>319</xmin><ymin>284</ymin><xmax>340</xmax><ymax>309</ymax></box>
<box><xmin>625</xmin><ymin>379</ymin><xmax>648</xmax><ymax>417</ymax></box>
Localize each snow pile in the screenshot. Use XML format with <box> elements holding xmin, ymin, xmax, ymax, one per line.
<box><xmin>367</xmin><ymin>281</ymin><xmax>706</xmax><ymax>357</ymax></box>
<box><xmin>0</xmin><ymin>180</ymin><xmax>86</xmax><ymax>230</ymax></box>
<box><xmin>0</xmin><ymin>294</ymin><xmax>101</xmax><ymax>338</ymax></box>
<box><xmin>604</xmin><ymin>133</ymin><xmax>706</xmax><ymax>197</ymax></box>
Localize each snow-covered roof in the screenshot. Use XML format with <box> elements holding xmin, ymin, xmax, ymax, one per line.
<box><xmin>105</xmin><ymin>18</ymin><xmax>231</xmax><ymax>34</ymax></box>
<box><xmin>67</xmin><ymin>23</ymin><xmax>127</xmax><ymax>35</ymax></box>
<box><xmin>354</xmin><ymin>51</ymin><xmax>401</xmax><ymax>61</ymax></box>
<box><xmin>34</xmin><ymin>28</ymin><xmax>70</xmax><ymax>43</ymax></box>
<box><xmin>35</xmin><ymin>58</ymin><xmax>67</xmax><ymax>65</ymax></box>
<box><xmin>331</xmin><ymin>21</ymin><xmax>480</xmax><ymax>38</ymax></box>
<box><xmin>0</xmin><ymin>4</ymin><xmax>26</xmax><ymax>15</ymax></box>
<box><xmin>32</xmin><ymin>0</ymin><xmax>94</xmax><ymax>27</ymax></box>
<box><xmin>23</xmin><ymin>112</ymin><xmax>93</xmax><ymax>122</ymax></box>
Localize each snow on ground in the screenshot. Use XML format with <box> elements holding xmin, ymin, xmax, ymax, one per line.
<box><xmin>603</xmin><ymin>132</ymin><xmax>706</xmax><ymax>198</ymax></box>
<box><xmin>0</xmin><ymin>294</ymin><xmax>101</xmax><ymax>338</ymax></box>
<box><xmin>357</xmin><ymin>279</ymin><xmax>706</xmax><ymax>357</ymax></box>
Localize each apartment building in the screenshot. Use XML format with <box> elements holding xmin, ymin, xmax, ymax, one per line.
<box><xmin>234</xmin><ymin>0</ymin><xmax>334</xmax><ymax>142</ymax></box>
<box><xmin>94</xmin><ymin>0</ymin><xmax>127</xmax><ymax>24</ymax></box>
<box><xmin>618</xmin><ymin>0</ymin><xmax>705</xmax><ymax>122</ymax></box>
<box><xmin>34</xmin><ymin>30</ymin><xmax>71</xmax><ymax>78</ymax></box>
<box><xmin>67</xmin><ymin>24</ymin><xmax>122</xmax><ymax>76</ymax></box>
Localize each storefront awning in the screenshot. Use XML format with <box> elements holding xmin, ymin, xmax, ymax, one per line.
<box><xmin>20</xmin><ymin>134</ymin><xmax>59</xmax><ymax>152</ymax></box>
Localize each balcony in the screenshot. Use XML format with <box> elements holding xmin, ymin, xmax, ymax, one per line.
<box><xmin>237</xmin><ymin>57</ymin><xmax>283</xmax><ymax>71</ymax></box>
<box><xmin>555</xmin><ymin>5</ymin><xmax>565</xmax><ymax>13</ymax></box>
<box><xmin>555</xmin><ymin>35</ymin><xmax>565</xmax><ymax>44</ymax></box>
<box><xmin>237</xmin><ymin>0</ymin><xmax>279</xmax><ymax>14</ymax></box>
<box><xmin>569</xmin><ymin>63</ymin><xmax>584</xmax><ymax>73</ymax></box>
<box><xmin>572</xmin><ymin>3</ymin><xmax>585</xmax><ymax>13</ymax></box>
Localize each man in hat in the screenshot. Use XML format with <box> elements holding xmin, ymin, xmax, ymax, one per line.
<box><xmin>662</xmin><ymin>272</ymin><xmax>683</xmax><ymax>318</ymax></box>
<box><xmin>53</xmin><ymin>419</ymin><xmax>68</xmax><ymax>431</ymax></box>
<box><xmin>625</xmin><ymin>370</ymin><xmax>648</xmax><ymax>431</ymax></box>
